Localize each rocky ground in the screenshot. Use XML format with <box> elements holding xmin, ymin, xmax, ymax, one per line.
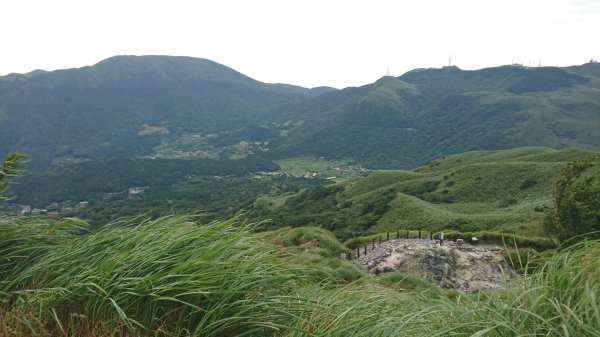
<box><xmin>355</xmin><ymin>239</ymin><xmax>517</xmax><ymax>292</ymax></box>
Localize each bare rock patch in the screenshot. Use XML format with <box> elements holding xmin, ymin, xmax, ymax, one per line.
<box><xmin>356</xmin><ymin>239</ymin><xmax>517</xmax><ymax>292</ymax></box>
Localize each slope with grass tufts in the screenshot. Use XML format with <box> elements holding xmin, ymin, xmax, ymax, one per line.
<box><xmin>1</xmin><ymin>214</ymin><xmax>599</xmax><ymax>336</ymax></box>
<box><xmin>1</xmin><ymin>215</ymin><xmax>302</xmax><ymax>336</ymax></box>
<box><xmin>266</xmin><ymin>147</ymin><xmax>599</xmax><ymax>241</ymax></box>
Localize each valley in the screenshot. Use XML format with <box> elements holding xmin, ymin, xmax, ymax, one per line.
<box><xmin>1</xmin><ymin>56</ymin><xmax>599</xmax><ymax>337</ymax></box>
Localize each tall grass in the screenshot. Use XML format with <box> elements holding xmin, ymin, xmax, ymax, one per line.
<box><xmin>0</xmin><ymin>216</ymin><xmax>88</xmax><ymax>293</ymax></box>
<box><xmin>266</xmin><ymin>226</ymin><xmax>351</xmax><ymax>258</ymax></box>
<box><xmin>1</xmin><ymin>215</ymin><xmax>303</xmax><ymax>336</ymax></box>
<box><xmin>1</xmin><ymin>214</ymin><xmax>598</xmax><ymax>336</ymax></box>
<box><xmin>263</xmin><ymin>226</ymin><xmax>367</xmax><ymax>283</ymax></box>
<box><xmin>424</xmin><ymin>239</ymin><xmax>600</xmax><ymax>336</ymax></box>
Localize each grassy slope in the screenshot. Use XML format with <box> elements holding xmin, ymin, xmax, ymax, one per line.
<box><xmin>1</xmin><ymin>215</ymin><xmax>598</xmax><ymax>336</ymax></box>
<box><xmin>361</xmin><ymin>147</ymin><xmax>598</xmax><ymax>235</ymax></box>
<box><xmin>268</xmin><ymin>147</ymin><xmax>599</xmax><ymax>239</ymax></box>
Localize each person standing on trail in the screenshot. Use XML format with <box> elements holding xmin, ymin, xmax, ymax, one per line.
<box><xmin>440</xmin><ymin>232</ymin><xmax>445</xmax><ymax>246</ymax></box>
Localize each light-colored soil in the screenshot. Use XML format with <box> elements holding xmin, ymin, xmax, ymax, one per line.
<box><xmin>355</xmin><ymin>239</ymin><xmax>517</xmax><ymax>292</ymax></box>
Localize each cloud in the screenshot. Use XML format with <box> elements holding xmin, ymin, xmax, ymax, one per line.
<box><xmin>569</xmin><ymin>0</ymin><xmax>600</xmax><ymax>15</ymax></box>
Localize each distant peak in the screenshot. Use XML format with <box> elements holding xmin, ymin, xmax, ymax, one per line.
<box><xmin>441</xmin><ymin>65</ymin><xmax>461</xmax><ymax>71</ymax></box>
<box><xmin>402</xmin><ymin>66</ymin><xmax>463</xmax><ymax>76</ymax></box>
<box><xmin>92</xmin><ymin>55</ymin><xmax>226</xmax><ymax>68</ymax></box>
<box><xmin>24</xmin><ymin>69</ymin><xmax>48</xmax><ymax>77</ymax></box>
<box><xmin>2</xmin><ymin>69</ymin><xmax>48</xmax><ymax>80</ymax></box>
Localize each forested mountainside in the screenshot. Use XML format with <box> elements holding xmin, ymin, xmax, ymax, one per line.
<box><xmin>274</xmin><ymin>64</ymin><xmax>600</xmax><ymax>168</ymax></box>
<box><xmin>0</xmin><ymin>55</ymin><xmax>335</xmax><ymax>166</ymax></box>
<box><xmin>1</xmin><ymin>56</ymin><xmax>599</xmax><ymax>168</ymax></box>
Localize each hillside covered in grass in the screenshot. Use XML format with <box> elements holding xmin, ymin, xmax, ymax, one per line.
<box><xmin>265</xmin><ymin>147</ymin><xmax>599</xmax><ymax>240</ymax></box>
<box><xmin>1</xmin><ymin>215</ymin><xmax>598</xmax><ymax>336</ymax></box>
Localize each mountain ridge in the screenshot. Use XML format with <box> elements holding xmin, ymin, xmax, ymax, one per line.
<box><xmin>1</xmin><ymin>55</ymin><xmax>599</xmax><ymax>168</ymax></box>
<box><xmin>0</xmin><ymin>55</ymin><xmax>331</xmax><ymax>166</ymax></box>
<box><xmin>273</xmin><ymin>63</ymin><xmax>600</xmax><ymax>167</ymax></box>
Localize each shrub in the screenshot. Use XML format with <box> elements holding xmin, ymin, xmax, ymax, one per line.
<box><xmin>269</xmin><ymin>226</ymin><xmax>351</xmax><ymax>257</ymax></box>
<box><xmin>520</xmin><ymin>179</ymin><xmax>538</xmax><ymax>189</ymax></box>
<box><xmin>505</xmin><ymin>247</ymin><xmax>553</xmax><ymax>274</ymax></box>
<box><xmin>544</xmin><ymin>156</ymin><xmax>600</xmax><ymax>243</ymax></box>
<box><xmin>0</xmin><ymin>151</ymin><xmax>26</xmax><ymax>203</ymax></box>
<box><xmin>498</xmin><ymin>197</ymin><xmax>518</xmax><ymax>208</ymax></box>
<box><xmin>374</xmin><ymin>271</ymin><xmax>441</xmax><ymax>294</ymax></box>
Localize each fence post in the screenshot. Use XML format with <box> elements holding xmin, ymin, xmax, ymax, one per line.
<box><xmin>386</xmin><ymin>232</ymin><xmax>389</xmax><ymax>241</ymax></box>
<box><xmin>396</xmin><ymin>230</ymin><xmax>399</xmax><ymax>239</ymax></box>
<box><xmin>356</xmin><ymin>247</ymin><xmax>360</xmax><ymax>258</ymax></box>
<box><xmin>430</xmin><ymin>230</ymin><xmax>433</xmax><ymax>240</ymax></box>
<box><xmin>406</xmin><ymin>230</ymin><xmax>409</xmax><ymax>239</ymax></box>
<box><xmin>364</xmin><ymin>245</ymin><xmax>367</xmax><ymax>255</ymax></box>
<box><xmin>372</xmin><ymin>241</ymin><xmax>375</xmax><ymax>249</ymax></box>
<box><xmin>419</xmin><ymin>229</ymin><xmax>422</xmax><ymax>239</ymax></box>
<box><xmin>379</xmin><ymin>235</ymin><xmax>382</xmax><ymax>244</ymax></box>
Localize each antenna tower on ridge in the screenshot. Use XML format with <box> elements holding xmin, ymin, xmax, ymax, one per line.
<box><xmin>386</xmin><ymin>65</ymin><xmax>390</xmax><ymax>76</ymax></box>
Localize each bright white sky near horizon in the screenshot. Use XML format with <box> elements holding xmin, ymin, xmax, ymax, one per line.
<box><xmin>1</xmin><ymin>0</ymin><xmax>599</xmax><ymax>89</ymax></box>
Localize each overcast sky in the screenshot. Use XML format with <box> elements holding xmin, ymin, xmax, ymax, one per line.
<box><xmin>1</xmin><ymin>0</ymin><xmax>599</xmax><ymax>88</ymax></box>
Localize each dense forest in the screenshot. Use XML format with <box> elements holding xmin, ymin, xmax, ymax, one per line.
<box><xmin>10</xmin><ymin>156</ymin><xmax>279</xmax><ymax>206</ymax></box>
<box><xmin>7</xmin><ymin>156</ymin><xmax>329</xmax><ymax>225</ymax></box>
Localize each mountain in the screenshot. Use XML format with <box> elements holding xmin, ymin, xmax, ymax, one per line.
<box><xmin>273</xmin><ymin>64</ymin><xmax>600</xmax><ymax>168</ymax></box>
<box><xmin>1</xmin><ymin>56</ymin><xmax>599</xmax><ymax>168</ymax></box>
<box><xmin>263</xmin><ymin>147</ymin><xmax>599</xmax><ymax>240</ymax></box>
<box><xmin>0</xmin><ymin>55</ymin><xmax>335</xmax><ymax>166</ymax></box>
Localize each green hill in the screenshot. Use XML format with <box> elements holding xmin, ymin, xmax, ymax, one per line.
<box><xmin>264</xmin><ymin>147</ymin><xmax>599</xmax><ymax>240</ymax></box>
<box><xmin>272</xmin><ymin>64</ymin><xmax>600</xmax><ymax>168</ymax></box>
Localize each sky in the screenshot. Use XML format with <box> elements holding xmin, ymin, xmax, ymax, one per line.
<box><xmin>1</xmin><ymin>0</ymin><xmax>599</xmax><ymax>89</ymax></box>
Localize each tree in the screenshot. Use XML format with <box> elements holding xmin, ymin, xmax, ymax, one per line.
<box><xmin>544</xmin><ymin>156</ymin><xmax>600</xmax><ymax>243</ymax></box>
<box><xmin>0</xmin><ymin>151</ymin><xmax>26</xmax><ymax>203</ymax></box>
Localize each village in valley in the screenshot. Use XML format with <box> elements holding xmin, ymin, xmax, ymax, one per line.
<box><xmin>9</xmin><ymin>186</ymin><xmax>149</xmax><ymax>217</ymax></box>
<box><xmin>265</xmin><ymin>157</ymin><xmax>371</xmax><ymax>181</ymax></box>
<box><xmin>6</xmin><ymin>154</ymin><xmax>370</xmax><ymax>218</ymax></box>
